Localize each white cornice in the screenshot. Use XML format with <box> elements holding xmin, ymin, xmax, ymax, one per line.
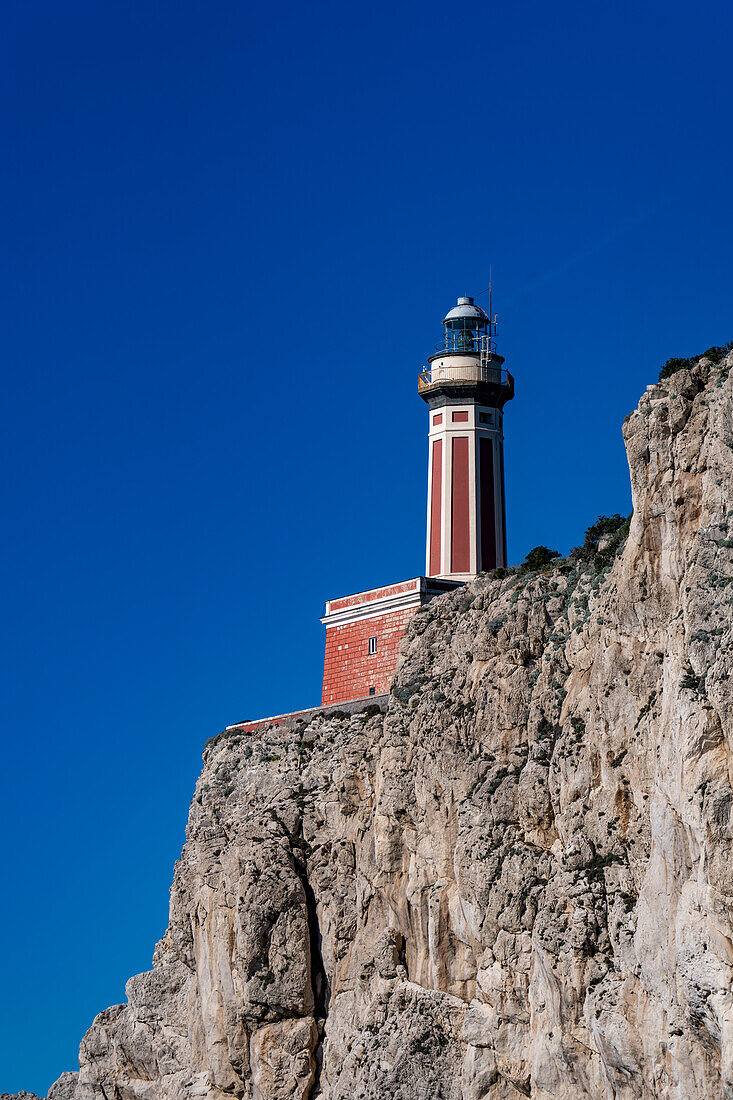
<box><xmin>321</xmin><ymin>587</ymin><xmax>423</xmax><ymax>628</ymax></box>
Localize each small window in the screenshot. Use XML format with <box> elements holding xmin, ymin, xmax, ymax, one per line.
<box><xmin>432</xmin><ymin>413</ymin><xmax>443</xmax><ymax>426</ymax></box>
<box><xmin>479</xmin><ymin>412</ymin><xmax>492</xmax><ymax>425</ymax></box>
<box><xmin>368</xmin><ymin>636</ymin><xmax>377</xmax><ymax>655</ymax></box>
<box><xmin>452</xmin><ymin>410</ymin><xmax>469</xmax><ymax>423</ymax></box>
<box><xmin>369</xmin><ymin>687</ymin><xmax>376</xmax><ymax>696</ymax></box>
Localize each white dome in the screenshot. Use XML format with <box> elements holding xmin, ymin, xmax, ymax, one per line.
<box><xmin>442</xmin><ymin>296</ymin><xmax>488</xmax><ymax>325</ymax></box>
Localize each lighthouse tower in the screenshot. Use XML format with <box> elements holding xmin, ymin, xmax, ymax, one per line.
<box><xmin>230</xmin><ymin>286</ymin><xmax>517</xmax><ymax>728</ymax></box>
<box><xmin>418</xmin><ymin>296</ymin><xmax>514</xmax><ymax>579</ymax></box>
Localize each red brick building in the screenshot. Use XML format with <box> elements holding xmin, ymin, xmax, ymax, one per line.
<box><xmin>320</xmin><ymin>577</ymin><xmax>458</xmax><ymax>705</ymax></box>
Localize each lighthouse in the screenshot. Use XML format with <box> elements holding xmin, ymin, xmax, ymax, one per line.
<box><xmin>317</xmin><ymin>292</ymin><xmax>513</xmax><ymax>705</ymax></box>
<box><xmin>232</xmin><ymin>288</ymin><xmax>515</xmax><ymax>728</ymax></box>
<box><xmin>418</xmin><ymin>296</ymin><xmax>514</xmax><ymax>579</ymax></box>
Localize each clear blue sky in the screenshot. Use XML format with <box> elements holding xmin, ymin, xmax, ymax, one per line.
<box><xmin>1</xmin><ymin>1</ymin><xmax>732</xmax><ymax>1092</ymax></box>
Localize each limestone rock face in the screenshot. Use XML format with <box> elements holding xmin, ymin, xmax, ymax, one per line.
<box><xmin>45</xmin><ymin>1077</ymin><xmax>77</xmax><ymax>1100</ymax></box>
<box><xmin>47</xmin><ymin>353</ymin><xmax>733</xmax><ymax>1098</ymax></box>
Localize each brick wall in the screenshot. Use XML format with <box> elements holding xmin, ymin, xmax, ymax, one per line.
<box><xmin>321</xmin><ymin>606</ymin><xmax>416</xmax><ymax>705</ymax></box>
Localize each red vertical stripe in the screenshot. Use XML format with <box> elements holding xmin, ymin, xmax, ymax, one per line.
<box><xmin>479</xmin><ymin>437</ymin><xmax>496</xmax><ymax>571</ymax></box>
<box><xmin>451</xmin><ymin>436</ymin><xmax>470</xmax><ymax>573</ymax></box>
<box><xmin>429</xmin><ymin>439</ymin><xmax>442</xmax><ymax>575</ymax></box>
<box><xmin>499</xmin><ymin>441</ymin><xmax>507</xmax><ymax>566</ymax></box>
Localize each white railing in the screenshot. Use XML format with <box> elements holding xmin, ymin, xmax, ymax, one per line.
<box><xmin>418</xmin><ymin>363</ymin><xmax>512</xmax><ymax>390</ymax></box>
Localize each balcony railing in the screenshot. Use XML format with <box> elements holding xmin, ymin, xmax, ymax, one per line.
<box><xmin>418</xmin><ymin>363</ymin><xmax>513</xmax><ymax>392</ymax></box>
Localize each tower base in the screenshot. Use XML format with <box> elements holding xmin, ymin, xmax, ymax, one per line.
<box><xmin>321</xmin><ymin>576</ymin><xmax>460</xmax><ymax>705</ymax></box>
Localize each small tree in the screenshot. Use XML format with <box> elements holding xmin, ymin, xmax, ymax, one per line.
<box><xmin>520</xmin><ymin>545</ymin><xmax>560</xmax><ymax>573</ymax></box>
<box><xmin>570</xmin><ymin>514</ymin><xmax>627</xmax><ymax>561</ymax></box>
<box><xmin>569</xmin><ymin>513</ymin><xmax>631</xmax><ymax>570</ymax></box>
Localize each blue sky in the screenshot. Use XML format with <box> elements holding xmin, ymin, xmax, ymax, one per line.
<box><xmin>1</xmin><ymin>0</ymin><xmax>732</xmax><ymax>1092</ymax></box>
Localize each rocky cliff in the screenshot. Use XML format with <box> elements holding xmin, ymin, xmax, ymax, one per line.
<box><xmin>40</xmin><ymin>352</ymin><xmax>733</xmax><ymax>1098</ymax></box>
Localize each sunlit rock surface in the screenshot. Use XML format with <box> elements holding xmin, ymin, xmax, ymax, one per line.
<box><xmin>43</xmin><ymin>353</ymin><xmax>733</xmax><ymax>1098</ymax></box>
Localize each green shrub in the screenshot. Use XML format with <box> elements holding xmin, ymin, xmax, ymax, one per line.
<box><xmin>519</xmin><ymin>545</ymin><xmax>561</xmax><ymax>573</ymax></box>
<box><xmin>571</xmin><ymin>716</ymin><xmax>586</xmax><ymax>738</ymax></box>
<box><xmin>487</xmin><ymin>616</ymin><xmax>507</xmax><ymax>636</ymax></box>
<box><xmin>361</xmin><ymin>703</ymin><xmax>382</xmax><ymax>718</ymax></box>
<box><xmin>681</xmin><ymin>664</ymin><xmax>704</xmax><ymax>694</ymax></box>
<box><xmin>569</xmin><ymin>513</ymin><xmax>631</xmax><ymax>570</ymax></box>
<box><xmin>392</xmin><ymin>676</ymin><xmax>426</xmax><ymax>704</ymax></box>
<box><xmin>571</xmin><ymin>514</ymin><xmax>627</xmax><ymax>559</ymax></box>
<box><xmin>658</xmin><ymin>342</ymin><xmax>732</xmax><ymax>382</ymax></box>
<box><xmin>659</xmin><ymin>356</ymin><xmax>695</xmax><ymax>380</ymax></box>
